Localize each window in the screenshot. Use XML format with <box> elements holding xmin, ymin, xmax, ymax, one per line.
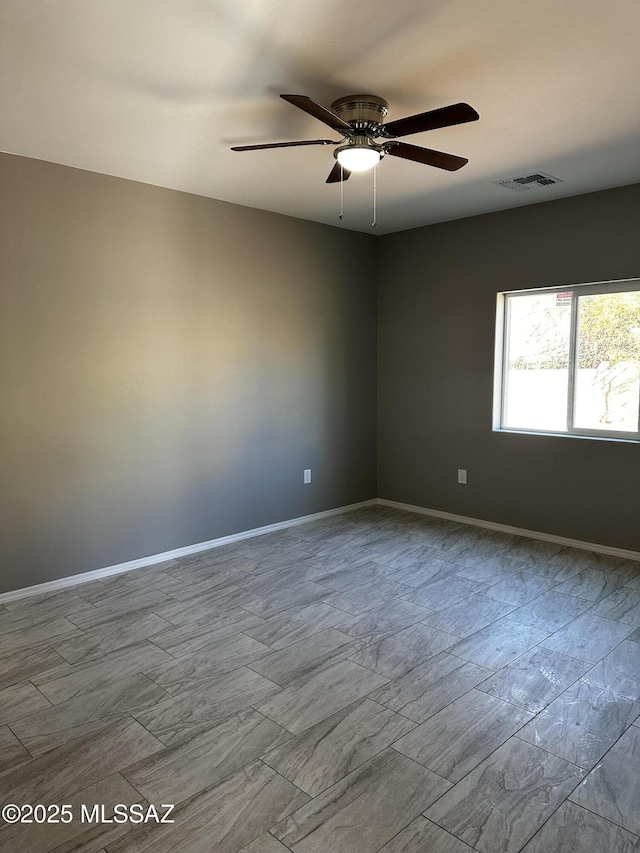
<box><xmin>495</xmin><ymin>280</ymin><xmax>640</xmax><ymax>440</ymax></box>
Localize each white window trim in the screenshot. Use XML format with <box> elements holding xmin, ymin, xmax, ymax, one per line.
<box><xmin>493</xmin><ymin>278</ymin><xmax>640</xmax><ymax>442</ymax></box>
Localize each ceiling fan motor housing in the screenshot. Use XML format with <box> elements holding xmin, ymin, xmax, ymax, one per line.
<box><xmin>330</xmin><ymin>95</ymin><xmax>389</xmax><ymax>132</ymax></box>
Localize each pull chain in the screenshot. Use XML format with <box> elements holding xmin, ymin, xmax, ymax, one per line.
<box><xmin>339</xmin><ymin>164</ymin><xmax>344</xmax><ymax>221</ymax></box>
<box><xmin>372</xmin><ymin>162</ymin><xmax>377</xmax><ymax>229</ymax></box>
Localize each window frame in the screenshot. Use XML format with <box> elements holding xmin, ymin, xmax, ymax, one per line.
<box><xmin>493</xmin><ymin>278</ymin><xmax>640</xmax><ymax>442</ymax></box>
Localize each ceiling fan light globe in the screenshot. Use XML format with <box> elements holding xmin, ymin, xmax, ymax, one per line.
<box><xmin>336</xmin><ymin>147</ymin><xmax>380</xmax><ymax>172</ymax></box>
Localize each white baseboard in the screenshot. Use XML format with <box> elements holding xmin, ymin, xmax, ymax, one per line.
<box><xmin>4</xmin><ymin>495</ymin><xmax>638</xmax><ymax>604</ymax></box>
<box><xmin>377</xmin><ymin>498</ymin><xmax>640</xmax><ymax>562</ymax></box>
<box><xmin>0</xmin><ymin>499</ymin><xmax>377</xmax><ymax>604</ymax></box>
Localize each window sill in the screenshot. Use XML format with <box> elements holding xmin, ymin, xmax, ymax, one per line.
<box><xmin>493</xmin><ymin>427</ymin><xmax>640</xmax><ymax>444</ymax></box>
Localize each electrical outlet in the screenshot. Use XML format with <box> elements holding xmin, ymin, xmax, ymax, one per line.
<box><xmin>303</xmin><ymin>469</ymin><xmax>312</xmax><ymax>484</ymax></box>
<box><xmin>457</xmin><ymin>469</ymin><xmax>467</xmax><ymax>485</ymax></box>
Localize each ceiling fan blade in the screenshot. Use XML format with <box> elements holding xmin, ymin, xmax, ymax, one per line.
<box><xmin>386</xmin><ymin>142</ymin><xmax>468</xmax><ymax>171</ymax></box>
<box><xmin>382</xmin><ymin>103</ymin><xmax>479</xmax><ymax>138</ymax></box>
<box><xmin>326</xmin><ymin>162</ymin><xmax>352</xmax><ymax>183</ymax></box>
<box><xmin>281</xmin><ymin>94</ymin><xmax>353</xmax><ymax>132</ymax></box>
<box><xmin>231</xmin><ymin>139</ymin><xmax>337</xmax><ymax>151</ymax></box>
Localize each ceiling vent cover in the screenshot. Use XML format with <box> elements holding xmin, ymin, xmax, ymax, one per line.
<box><xmin>494</xmin><ymin>172</ymin><xmax>562</xmax><ymax>192</ymax></box>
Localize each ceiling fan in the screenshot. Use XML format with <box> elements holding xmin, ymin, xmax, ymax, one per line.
<box><xmin>231</xmin><ymin>94</ymin><xmax>479</xmax><ymax>183</ymax></box>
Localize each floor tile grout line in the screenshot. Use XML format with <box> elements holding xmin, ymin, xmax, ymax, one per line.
<box><xmin>257</xmin><ymin>758</ymin><xmax>311</xmax><ymax>800</ymax></box>
<box><xmin>0</xmin><ymin>679</ymin><xmax>58</xmax><ymax>733</ymax></box>
<box><xmin>72</xmin><ymin>590</ymin><xmax>103</xmax><ymax>607</ymax></box>
<box><xmin>516</xmin><ymin>604</ymin><xmax>638</xmax><ymax>679</ymax></box>
<box><xmin>364</xmin><ymin>696</ymin><xmax>421</xmax><ymax>731</ymax></box>
<box><xmin>566</xmin><ymin>776</ymin><xmax>640</xmax><ymax>839</ymax></box>
<box><xmin>5</xmin><ymin>720</ymin><xmax>36</xmax><ymax>759</ymax></box>
<box><xmin>387</xmin><ymin>691</ymin><xmax>537</xmax><ymax>779</ymax></box>
<box><xmin>245</xmin><ymin>625</ymin><xmax>359</xmax><ymax>654</ymax></box>
<box><xmin>447</xmin><ymin>647</ymin><xmax>527</xmax><ymax>670</ymax></box>
<box><xmin>266</xmin><ymin>829</ymin><xmax>296</xmax><ymax>853</ymax></box>
<box><xmin>376</xmin><ymin>636</ymin><xmax>636</xmax><ymax>771</ymax></box>
<box><xmin>370</xmin><ymin>814</ymin><xmax>461</xmax><ymax>853</ymax></box>
<box><xmin>370</xmin><ymin>696</ymin><xmax>434</xmax><ymax>726</ymax></box>
<box><xmin>25</xmin><ymin>678</ymin><xmax>56</xmax><ymax>712</ymax></box>
<box><xmin>143</xmin><ymin>636</ymin><xmax>181</xmax><ymax>662</ymax></box>
<box><xmin>265</xmin><ymin>674</ymin><xmax>528</xmax><ymax>799</ymax></box>
<box><xmin>0</xmin><ymin>722</ymin><xmax>161</xmax><ymax>806</ymax></box>
<box><xmin>314</xmin><ymin>596</ymin><xmax>397</xmax><ymax>617</ymax></box>
<box><xmin>418</xmin><ymin>744</ymin><xmax>588</xmax><ymax>853</ymax></box>
<box><xmin>446</xmin><ymin>617</ymin><xmax>639</xmax><ymax>722</ymax></box>
<box><xmin>502</xmin><ymin>777</ymin><xmax>615</xmax><ymax>853</ymax></box>
<box><xmin>371</xmin><ymin>638</ymin><xmax>600</xmax><ymax>726</ymax></box>
<box><xmin>127</xmin><ymin>709</ymin><xmax>177</xmax><ymax>752</ymax></box>
<box><xmin>386</xmin><ymin>741</ymin><xmax>460</xmax><ymax>781</ymax></box>
<box><xmin>7</xmin><ymin>670</ymin><xmax>176</xmax><ymax>735</ymax></box>
<box><xmin>511</xmin><ymin>729</ymin><xmax>603</xmax><ymax>773</ymax></box>
<box><xmin>445</xmin><ymin>591</ymin><xmax>635</xmax><ymax>663</ymax></box>
<box><xmin>259</xmin><ymin>702</ymin><xmax>422</xmax><ymax>799</ymax></box>
<box><xmin>343</xmin><ymin>634</ymin><xmax>462</xmax><ymax>680</ymax></box>
<box><xmin>114</xmin><ymin>768</ymin><xmax>152</xmax><ymax>810</ymax></box>
<box><xmin>569</xmin><ymin>718</ymin><xmax>640</xmax><ymax>788</ymax></box>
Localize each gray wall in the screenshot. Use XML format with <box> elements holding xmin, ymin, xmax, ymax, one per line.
<box><xmin>378</xmin><ymin>184</ymin><xmax>640</xmax><ymax>552</ymax></box>
<box><xmin>0</xmin><ymin>154</ymin><xmax>377</xmax><ymax>593</ymax></box>
<box><xmin>2</xmin><ymin>155</ymin><xmax>637</xmax><ymax>596</ymax></box>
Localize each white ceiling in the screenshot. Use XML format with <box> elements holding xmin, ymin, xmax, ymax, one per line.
<box><xmin>1</xmin><ymin>0</ymin><xmax>639</xmax><ymax>234</ymax></box>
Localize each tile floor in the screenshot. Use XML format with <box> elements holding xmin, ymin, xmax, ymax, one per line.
<box><xmin>1</xmin><ymin>506</ymin><xmax>639</xmax><ymax>852</ymax></box>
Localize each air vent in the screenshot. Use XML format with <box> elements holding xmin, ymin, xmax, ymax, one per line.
<box><xmin>494</xmin><ymin>172</ymin><xmax>562</xmax><ymax>192</ymax></box>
